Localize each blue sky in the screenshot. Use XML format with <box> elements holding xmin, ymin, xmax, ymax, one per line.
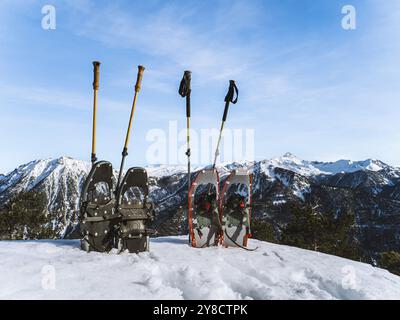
<box><xmin>1</xmin><ymin>0</ymin><xmax>400</xmax><ymax>173</ymax></box>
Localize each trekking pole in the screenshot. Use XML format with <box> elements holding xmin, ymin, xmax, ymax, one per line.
<box><xmin>116</xmin><ymin>65</ymin><xmax>145</xmax><ymax>190</ymax></box>
<box><xmin>91</xmin><ymin>61</ymin><xmax>101</xmax><ymax>166</ymax></box>
<box><xmin>178</xmin><ymin>71</ymin><xmax>192</xmax><ymax>190</ymax></box>
<box><xmin>212</xmin><ymin>80</ymin><xmax>238</xmax><ymax>169</ymax></box>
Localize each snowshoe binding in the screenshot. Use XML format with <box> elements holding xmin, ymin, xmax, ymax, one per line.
<box><xmin>221</xmin><ymin>169</ymin><xmax>255</xmax><ymax>250</ymax></box>
<box><xmin>79</xmin><ymin>161</ymin><xmax>118</xmax><ymax>252</ymax></box>
<box><xmin>116</xmin><ymin>167</ymin><xmax>155</xmax><ymax>253</ymax></box>
<box><xmin>188</xmin><ymin>169</ymin><xmax>222</xmax><ymax>248</ymax></box>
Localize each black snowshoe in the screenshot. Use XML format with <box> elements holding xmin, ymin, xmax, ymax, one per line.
<box><xmin>79</xmin><ymin>161</ymin><xmax>119</xmax><ymax>252</ymax></box>
<box><xmin>188</xmin><ymin>169</ymin><xmax>222</xmax><ymax>248</ymax></box>
<box><xmin>116</xmin><ymin>167</ymin><xmax>155</xmax><ymax>253</ymax></box>
<box><xmin>221</xmin><ymin>169</ymin><xmax>254</xmax><ymax>249</ymax></box>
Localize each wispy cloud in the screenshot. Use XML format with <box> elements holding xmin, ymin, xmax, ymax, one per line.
<box><xmin>64</xmin><ymin>1</ymin><xmax>266</xmax><ymax>85</ymax></box>
<box><xmin>0</xmin><ymin>83</ymin><xmax>126</xmax><ymax>111</ymax></box>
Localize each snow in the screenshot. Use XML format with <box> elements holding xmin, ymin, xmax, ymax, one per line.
<box><xmin>272</xmin><ymin>200</ymin><xmax>286</xmax><ymax>206</ymax></box>
<box><xmin>0</xmin><ymin>236</ymin><xmax>399</xmax><ymax>300</ymax></box>
<box><xmin>0</xmin><ymin>156</ymin><xmax>90</xmax><ymax>195</ymax></box>
<box><xmin>257</xmin><ymin>153</ymin><xmax>389</xmax><ymax>178</ymax></box>
<box><xmin>267</xmin><ymin>152</ymin><xmax>325</xmax><ymax>176</ymax></box>
<box><xmin>312</xmin><ymin>159</ymin><xmax>388</xmax><ymax>175</ymax></box>
<box><xmin>146</xmin><ymin>164</ymin><xmax>187</xmax><ymax>178</ymax></box>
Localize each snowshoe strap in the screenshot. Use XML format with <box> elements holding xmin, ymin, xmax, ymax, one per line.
<box><xmin>83</xmin><ymin>216</ymin><xmax>107</xmax><ymax>222</ymax></box>
<box><xmin>146</xmin><ymin>228</ymin><xmax>156</xmax><ymax>235</ymax></box>
<box><xmin>224</xmin><ymin>230</ymin><xmax>258</xmax><ymax>251</ymax></box>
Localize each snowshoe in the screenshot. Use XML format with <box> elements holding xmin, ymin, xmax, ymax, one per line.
<box><xmin>79</xmin><ymin>161</ymin><xmax>118</xmax><ymax>252</ymax></box>
<box><xmin>188</xmin><ymin>169</ymin><xmax>222</xmax><ymax>248</ymax></box>
<box><xmin>116</xmin><ymin>167</ymin><xmax>155</xmax><ymax>253</ymax></box>
<box><xmin>220</xmin><ymin>169</ymin><xmax>253</xmax><ymax>249</ymax></box>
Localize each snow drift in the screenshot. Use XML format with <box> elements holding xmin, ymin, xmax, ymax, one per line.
<box><xmin>0</xmin><ymin>236</ymin><xmax>399</xmax><ymax>300</ymax></box>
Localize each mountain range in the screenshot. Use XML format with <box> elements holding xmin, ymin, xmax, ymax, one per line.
<box><xmin>1</xmin><ymin>153</ymin><xmax>399</xmax><ymax>261</ymax></box>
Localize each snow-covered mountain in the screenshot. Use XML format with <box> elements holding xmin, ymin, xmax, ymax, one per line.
<box><xmin>0</xmin><ymin>153</ymin><xmax>392</xmax><ymax>218</ymax></box>
<box><xmin>0</xmin><ymin>153</ymin><xmax>392</xmax><ymax>205</ymax></box>
<box><xmin>0</xmin><ymin>157</ymin><xmax>90</xmax><ymax>233</ymax></box>
<box><xmin>1</xmin><ymin>153</ymin><xmax>400</xmax><ymax>261</ymax></box>
<box><xmin>0</xmin><ymin>236</ymin><xmax>399</xmax><ymax>299</ymax></box>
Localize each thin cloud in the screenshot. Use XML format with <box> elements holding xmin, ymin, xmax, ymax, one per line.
<box><xmin>64</xmin><ymin>1</ymin><xmax>266</xmax><ymax>84</ymax></box>
<box><xmin>0</xmin><ymin>84</ymin><xmax>126</xmax><ymax>111</ymax></box>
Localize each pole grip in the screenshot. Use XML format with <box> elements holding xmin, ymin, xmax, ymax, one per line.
<box><xmin>179</xmin><ymin>70</ymin><xmax>192</xmax><ymax>117</ymax></box>
<box><xmin>135</xmin><ymin>65</ymin><xmax>145</xmax><ymax>92</ymax></box>
<box><xmin>184</xmin><ymin>71</ymin><xmax>191</xmax><ymax>117</ymax></box>
<box><xmin>222</xmin><ymin>80</ymin><xmax>238</xmax><ymax>121</ymax></box>
<box><xmin>92</xmin><ymin>61</ymin><xmax>101</xmax><ymax>90</ymax></box>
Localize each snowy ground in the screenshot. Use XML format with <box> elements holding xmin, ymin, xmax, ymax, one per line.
<box><xmin>0</xmin><ymin>236</ymin><xmax>399</xmax><ymax>300</ymax></box>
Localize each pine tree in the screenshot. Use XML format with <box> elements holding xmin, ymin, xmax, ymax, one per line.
<box><xmin>280</xmin><ymin>204</ymin><xmax>322</xmax><ymax>251</ymax></box>
<box><xmin>251</xmin><ymin>220</ymin><xmax>277</xmax><ymax>243</ymax></box>
<box><xmin>0</xmin><ymin>190</ymin><xmax>56</xmax><ymax>240</ymax></box>
<box><xmin>280</xmin><ymin>203</ymin><xmax>360</xmax><ymax>260</ymax></box>
<box><xmin>379</xmin><ymin>251</ymin><xmax>400</xmax><ymax>276</ymax></box>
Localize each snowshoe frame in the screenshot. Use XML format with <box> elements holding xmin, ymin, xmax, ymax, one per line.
<box><xmin>188</xmin><ymin>168</ymin><xmax>222</xmax><ymax>248</ymax></box>
<box><xmin>220</xmin><ymin>168</ymin><xmax>253</xmax><ymax>248</ymax></box>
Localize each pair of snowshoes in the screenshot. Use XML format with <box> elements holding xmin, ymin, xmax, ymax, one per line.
<box><xmin>79</xmin><ymin>162</ymin><xmax>155</xmax><ymax>253</ymax></box>
<box><xmin>188</xmin><ymin>168</ymin><xmax>253</xmax><ymax>249</ymax></box>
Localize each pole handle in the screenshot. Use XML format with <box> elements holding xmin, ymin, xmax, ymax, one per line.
<box><xmin>222</xmin><ymin>80</ymin><xmax>238</xmax><ymax>121</ymax></box>
<box><xmin>135</xmin><ymin>65</ymin><xmax>145</xmax><ymax>92</ymax></box>
<box><xmin>179</xmin><ymin>70</ymin><xmax>192</xmax><ymax>117</ymax></box>
<box><xmin>92</xmin><ymin>61</ymin><xmax>101</xmax><ymax>90</ymax></box>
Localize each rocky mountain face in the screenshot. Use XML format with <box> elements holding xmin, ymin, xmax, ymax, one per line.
<box><xmin>1</xmin><ymin>153</ymin><xmax>400</xmax><ymax>260</ymax></box>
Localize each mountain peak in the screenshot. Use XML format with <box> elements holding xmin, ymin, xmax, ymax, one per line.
<box><xmin>282</xmin><ymin>152</ymin><xmax>298</xmax><ymax>159</ymax></box>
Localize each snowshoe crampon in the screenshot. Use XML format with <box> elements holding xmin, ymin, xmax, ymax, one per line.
<box><xmin>116</xmin><ymin>167</ymin><xmax>155</xmax><ymax>253</ymax></box>
<box><xmin>221</xmin><ymin>169</ymin><xmax>253</xmax><ymax>249</ymax></box>
<box><xmin>79</xmin><ymin>161</ymin><xmax>118</xmax><ymax>252</ymax></box>
<box><xmin>188</xmin><ymin>169</ymin><xmax>222</xmax><ymax>248</ymax></box>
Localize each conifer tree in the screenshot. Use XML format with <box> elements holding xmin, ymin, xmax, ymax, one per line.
<box><xmin>379</xmin><ymin>251</ymin><xmax>400</xmax><ymax>276</ymax></box>
<box><xmin>0</xmin><ymin>190</ymin><xmax>56</xmax><ymax>240</ymax></box>
<box><xmin>281</xmin><ymin>203</ymin><xmax>360</xmax><ymax>260</ymax></box>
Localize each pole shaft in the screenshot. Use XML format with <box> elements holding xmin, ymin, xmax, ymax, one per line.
<box><xmin>212</xmin><ymin>120</ymin><xmax>225</xmax><ymax>169</ymax></box>
<box><xmin>117</xmin><ymin>91</ymin><xmax>138</xmax><ymax>189</ymax></box>
<box><xmin>91</xmin><ymin>61</ymin><xmax>100</xmax><ymax>165</ymax></box>
<box><xmin>117</xmin><ymin>155</ymin><xmax>126</xmax><ymax>190</ymax></box>
<box><xmin>186</xmin><ymin>116</ymin><xmax>191</xmax><ymax>188</ymax></box>
<box><xmin>123</xmin><ymin>92</ymin><xmax>138</xmax><ymax>150</ymax></box>
<box><xmin>116</xmin><ymin>65</ymin><xmax>145</xmax><ymax>190</ymax></box>
<box><xmin>91</xmin><ymin>89</ymin><xmax>98</xmax><ymax>165</ymax></box>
